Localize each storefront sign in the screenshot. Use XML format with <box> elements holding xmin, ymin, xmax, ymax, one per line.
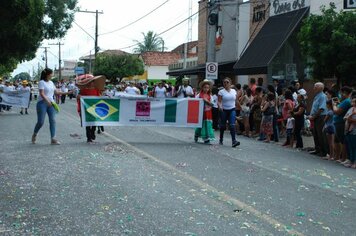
<box><xmin>253</xmin><ymin>3</ymin><xmax>267</xmax><ymax>23</ymax></box>
<box><xmin>344</xmin><ymin>0</ymin><xmax>356</xmax><ymax>9</ymax></box>
<box><xmin>270</xmin><ymin>0</ymin><xmax>310</xmax><ymax>16</ymax></box>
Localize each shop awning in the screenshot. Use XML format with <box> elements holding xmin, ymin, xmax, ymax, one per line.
<box><xmin>166</xmin><ymin>65</ymin><xmax>205</xmax><ymax>76</ymax></box>
<box><xmin>234</xmin><ymin>7</ymin><xmax>309</xmax><ymax>75</ymax></box>
<box><xmin>167</xmin><ymin>61</ymin><xmax>236</xmax><ymax>77</ymax></box>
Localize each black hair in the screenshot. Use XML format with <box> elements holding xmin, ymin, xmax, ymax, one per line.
<box><xmin>326</xmin><ymin>99</ymin><xmax>333</xmax><ymax>107</ymax></box>
<box><xmin>250</xmin><ymin>78</ymin><xmax>256</xmax><ymax>84</ymax></box>
<box><xmin>340</xmin><ymin>86</ymin><xmax>352</xmax><ymax>95</ymax></box>
<box><xmin>255</xmin><ymin>86</ymin><xmax>263</xmax><ymax>94</ymax></box>
<box><xmin>267</xmin><ymin>84</ymin><xmax>275</xmax><ymax>93</ymax></box>
<box><xmin>242</xmin><ymin>84</ymin><xmax>249</xmax><ymax>91</ymax></box>
<box><xmin>236</xmin><ymin>83</ymin><xmax>242</xmax><ymax>90</ymax></box>
<box><xmin>246</xmin><ymin>88</ymin><xmax>252</xmax><ymax>97</ymax></box>
<box><xmin>40</xmin><ymin>68</ymin><xmax>53</xmax><ymax>81</ymax></box>
<box><xmin>284</xmin><ymin>89</ymin><xmax>294</xmax><ymax>101</ymax></box>
<box><xmin>267</xmin><ymin>92</ymin><xmax>275</xmax><ymax>101</ymax></box>
<box><xmin>257</xmin><ymin>77</ymin><xmax>264</xmax><ymax>86</ymax></box>
<box><xmin>212</xmin><ymin>87</ymin><xmax>219</xmax><ymax>95</ymax></box>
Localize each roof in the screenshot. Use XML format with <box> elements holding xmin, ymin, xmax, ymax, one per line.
<box><xmin>171</xmin><ymin>41</ymin><xmax>198</xmax><ymax>54</ymax></box>
<box><xmin>79</xmin><ymin>49</ymin><xmax>129</xmax><ymax>60</ymax></box>
<box><xmin>234</xmin><ymin>7</ymin><xmax>309</xmax><ymax>75</ymax></box>
<box><xmin>167</xmin><ymin>61</ymin><xmax>235</xmax><ymax>76</ymax></box>
<box><xmin>141</xmin><ymin>51</ymin><xmax>181</xmax><ymax>66</ymax></box>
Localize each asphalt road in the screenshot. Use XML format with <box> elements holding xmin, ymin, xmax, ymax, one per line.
<box><xmin>0</xmin><ymin>99</ymin><xmax>355</xmax><ymax>236</ymax></box>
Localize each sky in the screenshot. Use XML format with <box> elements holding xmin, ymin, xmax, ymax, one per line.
<box><xmin>12</xmin><ymin>0</ymin><xmax>199</xmax><ymax>76</ymax></box>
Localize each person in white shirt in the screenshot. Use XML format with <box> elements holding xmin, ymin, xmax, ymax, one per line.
<box><xmin>154</xmin><ymin>82</ymin><xmax>167</xmax><ymax>98</ymax></box>
<box><xmin>125</xmin><ymin>82</ymin><xmax>140</xmax><ymax>95</ymax></box>
<box><xmin>218</xmin><ymin>77</ymin><xmax>240</xmax><ymax>147</ymax></box>
<box><xmin>18</xmin><ymin>80</ymin><xmax>31</xmax><ymax>115</ymax></box>
<box><xmin>176</xmin><ymin>77</ymin><xmax>194</xmax><ymax>98</ymax></box>
<box><xmin>60</xmin><ymin>80</ymin><xmax>68</xmax><ymax>104</ymax></box>
<box><xmin>67</xmin><ymin>80</ymin><xmax>76</xmax><ymax>99</ymax></box>
<box><xmin>32</xmin><ymin>68</ymin><xmax>72</xmax><ymax>145</ymax></box>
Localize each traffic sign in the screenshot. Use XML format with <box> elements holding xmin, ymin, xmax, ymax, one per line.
<box><xmin>206</xmin><ymin>62</ymin><xmax>218</xmax><ymax>80</ymax></box>
<box><xmin>74</xmin><ymin>67</ymin><xmax>85</xmax><ymax>75</ymax></box>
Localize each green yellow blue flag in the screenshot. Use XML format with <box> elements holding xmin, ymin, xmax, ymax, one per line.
<box><xmin>81</xmin><ymin>97</ymin><xmax>120</xmax><ymax>125</ymax></box>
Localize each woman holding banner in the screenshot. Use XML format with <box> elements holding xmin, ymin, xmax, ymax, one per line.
<box><xmin>194</xmin><ymin>79</ymin><xmax>215</xmax><ymax>144</ymax></box>
<box><xmin>31</xmin><ymin>68</ymin><xmax>72</xmax><ymax>145</ymax></box>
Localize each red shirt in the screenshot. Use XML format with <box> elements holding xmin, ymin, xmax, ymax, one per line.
<box><xmin>77</xmin><ymin>88</ymin><xmax>101</xmax><ymax>113</ymax></box>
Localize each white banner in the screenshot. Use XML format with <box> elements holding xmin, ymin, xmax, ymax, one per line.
<box><xmin>80</xmin><ymin>96</ymin><xmax>204</xmax><ymax>128</ymax></box>
<box><xmin>0</xmin><ymin>90</ymin><xmax>31</xmax><ymax>108</ymax></box>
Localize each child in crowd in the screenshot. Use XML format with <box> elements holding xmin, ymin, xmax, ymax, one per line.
<box><xmin>323</xmin><ymin>100</ymin><xmax>335</xmax><ymax>160</ymax></box>
<box><xmin>194</xmin><ymin>79</ymin><xmax>215</xmax><ymax>144</ymax></box>
<box><xmin>344</xmin><ymin>97</ymin><xmax>356</xmax><ymax>168</ymax></box>
<box><xmin>261</xmin><ymin>93</ymin><xmax>276</xmax><ymax>143</ymax></box>
<box><xmin>283</xmin><ymin>111</ymin><xmax>295</xmax><ymax>147</ymax></box>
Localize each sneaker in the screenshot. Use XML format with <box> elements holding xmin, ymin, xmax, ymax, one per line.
<box><xmin>25</xmin><ymin>111</ymin><xmax>29</xmax><ymax>115</ymax></box>
<box><xmin>194</xmin><ymin>136</ymin><xmax>198</xmax><ymax>143</ymax></box>
<box><xmin>20</xmin><ymin>111</ymin><xmax>23</xmax><ymax>115</ymax></box>
<box><xmin>204</xmin><ymin>140</ymin><xmax>210</xmax><ymax>144</ymax></box>
<box><xmin>51</xmin><ymin>139</ymin><xmax>61</xmax><ymax>145</ymax></box>
<box><xmin>232</xmin><ymin>141</ymin><xmax>240</xmax><ymax>148</ymax></box>
<box><xmin>31</xmin><ymin>134</ymin><xmax>36</xmax><ymax>144</ymax></box>
<box><xmin>219</xmin><ymin>140</ymin><xmax>223</xmax><ymax>145</ymax></box>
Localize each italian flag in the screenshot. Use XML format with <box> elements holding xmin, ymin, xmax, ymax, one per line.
<box><xmin>164</xmin><ymin>99</ymin><xmax>200</xmax><ymax>124</ymax></box>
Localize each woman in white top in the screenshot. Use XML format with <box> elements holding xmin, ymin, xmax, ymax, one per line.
<box><xmin>218</xmin><ymin>77</ymin><xmax>240</xmax><ymax>147</ymax></box>
<box><xmin>154</xmin><ymin>82</ymin><xmax>167</xmax><ymax>98</ymax></box>
<box><xmin>32</xmin><ymin>68</ymin><xmax>71</xmax><ymax>145</ymax></box>
<box><xmin>125</xmin><ymin>83</ymin><xmax>140</xmax><ymax>95</ymax></box>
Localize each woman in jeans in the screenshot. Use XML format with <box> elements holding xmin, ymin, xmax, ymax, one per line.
<box><xmin>31</xmin><ymin>68</ymin><xmax>71</xmax><ymax>145</ymax></box>
<box><xmin>218</xmin><ymin>77</ymin><xmax>240</xmax><ymax>147</ymax></box>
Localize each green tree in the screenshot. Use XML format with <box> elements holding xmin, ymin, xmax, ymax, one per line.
<box><xmin>94</xmin><ymin>54</ymin><xmax>144</xmax><ymax>84</ymax></box>
<box><xmin>133</xmin><ymin>31</ymin><xmax>165</xmax><ymax>53</ymax></box>
<box><xmin>298</xmin><ymin>3</ymin><xmax>356</xmax><ymax>85</ymax></box>
<box><xmin>0</xmin><ymin>0</ymin><xmax>77</xmax><ymax>66</ymax></box>
<box><xmin>13</xmin><ymin>72</ymin><xmax>31</xmax><ymax>81</ymax></box>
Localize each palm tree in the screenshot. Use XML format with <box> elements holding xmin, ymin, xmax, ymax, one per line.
<box><xmin>133</xmin><ymin>31</ymin><xmax>165</xmax><ymax>53</ymax></box>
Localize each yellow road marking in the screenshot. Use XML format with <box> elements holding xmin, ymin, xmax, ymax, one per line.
<box><xmin>62</xmin><ymin>108</ymin><xmax>305</xmax><ymax>236</ymax></box>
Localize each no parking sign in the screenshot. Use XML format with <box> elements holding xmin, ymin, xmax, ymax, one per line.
<box><xmin>206</xmin><ymin>62</ymin><xmax>218</xmax><ymax>80</ymax></box>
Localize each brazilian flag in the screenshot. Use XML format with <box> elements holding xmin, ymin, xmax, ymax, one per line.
<box><xmin>83</xmin><ymin>98</ymin><xmax>120</xmax><ymax>122</ymax></box>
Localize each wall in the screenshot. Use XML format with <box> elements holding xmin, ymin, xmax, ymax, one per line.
<box><xmin>310</xmin><ymin>0</ymin><xmax>343</xmax><ymax>14</ymax></box>
<box><xmin>146</xmin><ymin>66</ymin><xmax>169</xmax><ymax>80</ymax></box>
<box><xmin>198</xmin><ymin>0</ymin><xmax>208</xmax><ymax>65</ymax></box>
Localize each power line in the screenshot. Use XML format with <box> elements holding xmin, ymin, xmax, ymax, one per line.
<box><xmin>73</xmin><ymin>20</ymin><xmax>95</xmax><ymax>40</ymax></box>
<box><xmin>100</xmin><ymin>0</ymin><xmax>170</xmax><ymax>36</ymax></box>
<box><xmin>118</xmin><ymin>6</ymin><xmax>206</xmax><ymax>51</ymax></box>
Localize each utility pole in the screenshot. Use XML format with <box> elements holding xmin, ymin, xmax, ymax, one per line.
<box><xmin>40</xmin><ymin>46</ymin><xmax>49</xmax><ymax>68</ymax></box>
<box><xmin>78</xmin><ymin>10</ymin><xmax>103</xmax><ymax>58</ymax></box>
<box><xmin>49</xmin><ymin>42</ymin><xmax>64</xmax><ymax>81</ymax></box>
<box><xmin>207</xmin><ymin>0</ymin><xmax>218</xmax><ymax>63</ymax></box>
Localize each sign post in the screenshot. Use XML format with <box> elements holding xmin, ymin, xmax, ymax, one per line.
<box><xmin>206</xmin><ymin>62</ymin><xmax>218</xmax><ymax>80</ymax></box>
<box><xmin>74</xmin><ymin>67</ymin><xmax>85</xmax><ymax>75</ymax></box>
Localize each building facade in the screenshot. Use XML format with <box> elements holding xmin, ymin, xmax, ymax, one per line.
<box><xmin>234</xmin><ymin>0</ymin><xmax>346</xmax><ymax>86</ymax></box>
